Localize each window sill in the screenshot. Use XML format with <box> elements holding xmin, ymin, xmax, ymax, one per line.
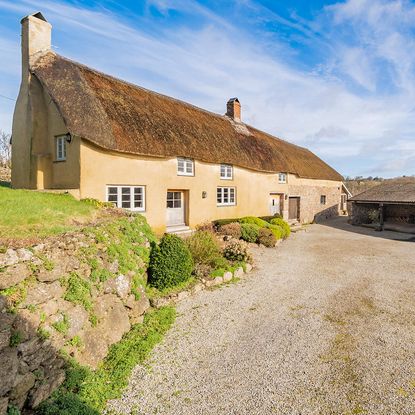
<box><xmin>217</xmin><ymin>204</ymin><xmax>236</xmax><ymax>207</ymax></box>
<box><xmin>53</xmin><ymin>159</ymin><xmax>67</xmax><ymax>163</ymax></box>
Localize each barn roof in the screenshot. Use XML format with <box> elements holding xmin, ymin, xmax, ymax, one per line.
<box><xmin>31</xmin><ymin>52</ymin><xmax>342</xmax><ymax>181</ymax></box>
<box><xmin>350</xmin><ymin>182</ymin><xmax>415</xmax><ymax>204</ymax></box>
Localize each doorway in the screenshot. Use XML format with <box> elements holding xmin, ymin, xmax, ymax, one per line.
<box><xmin>288</xmin><ymin>197</ymin><xmax>300</xmax><ymax>220</ymax></box>
<box><xmin>166</xmin><ymin>191</ymin><xmax>185</xmax><ymax>227</ymax></box>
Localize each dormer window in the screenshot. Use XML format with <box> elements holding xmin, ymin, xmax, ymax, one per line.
<box><xmin>220</xmin><ymin>164</ymin><xmax>233</xmax><ymax>180</ymax></box>
<box><xmin>56</xmin><ymin>135</ymin><xmax>67</xmax><ymax>161</ymax></box>
<box><xmin>177</xmin><ymin>157</ymin><xmax>194</xmax><ymax>176</ymax></box>
<box><xmin>278</xmin><ymin>173</ymin><xmax>287</xmax><ymax>183</ymax></box>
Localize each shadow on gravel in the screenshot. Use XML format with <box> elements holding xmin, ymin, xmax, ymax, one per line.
<box><xmin>319</xmin><ymin>216</ymin><xmax>415</xmax><ymax>243</ymax></box>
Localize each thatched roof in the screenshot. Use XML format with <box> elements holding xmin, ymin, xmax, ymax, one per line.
<box><xmin>350</xmin><ymin>182</ymin><xmax>415</xmax><ymax>204</ymax></box>
<box><xmin>31</xmin><ymin>52</ymin><xmax>342</xmax><ymax>181</ymax></box>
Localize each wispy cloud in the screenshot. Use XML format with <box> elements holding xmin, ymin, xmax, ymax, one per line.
<box><xmin>0</xmin><ymin>0</ymin><xmax>414</xmax><ymax>178</ymax></box>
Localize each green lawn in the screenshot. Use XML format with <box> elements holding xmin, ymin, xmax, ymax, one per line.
<box><xmin>0</xmin><ymin>185</ymin><xmax>98</xmax><ymax>240</ymax></box>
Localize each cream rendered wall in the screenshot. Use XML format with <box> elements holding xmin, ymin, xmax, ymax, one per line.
<box><xmin>80</xmin><ymin>140</ymin><xmax>342</xmax><ymax>233</ymax></box>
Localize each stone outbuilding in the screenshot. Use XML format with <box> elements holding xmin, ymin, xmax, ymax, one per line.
<box><xmin>349</xmin><ymin>182</ymin><xmax>415</xmax><ymax>233</ymax></box>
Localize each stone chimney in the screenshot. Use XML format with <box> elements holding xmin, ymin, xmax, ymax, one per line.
<box><xmin>226</xmin><ymin>98</ymin><xmax>241</xmax><ymax>122</ymax></box>
<box><xmin>20</xmin><ymin>12</ymin><xmax>51</xmax><ymax>77</ymax></box>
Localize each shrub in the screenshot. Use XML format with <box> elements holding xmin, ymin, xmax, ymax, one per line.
<box><xmin>196</xmin><ymin>222</ymin><xmax>215</xmax><ymax>233</ymax></box>
<box><xmin>219</xmin><ymin>222</ymin><xmax>241</xmax><ymax>239</ymax></box>
<box><xmin>270</xmin><ymin>218</ymin><xmax>291</xmax><ymax>238</ymax></box>
<box><xmin>223</xmin><ymin>240</ymin><xmax>250</xmax><ymax>262</ymax></box>
<box><xmin>240</xmin><ymin>223</ymin><xmax>260</xmax><ymax>243</ymax></box>
<box><xmin>268</xmin><ymin>224</ymin><xmax>283</xmax><ymax>240</ymax></box>
<box><xmin>148</xmin><ymin>234</ymin><xmax>193</xmax><ymax>290</ymax></box>
<box><xmin>184</xmin><ymin>230</ymin><xmax>222</xmax><ymax>267</ymax></box>
<box><xmin>213</xmin><ymin>218</ymin><xmax>239</xmax><ymax>228</ymax></box>
<box><xmin>238</xmin><ymin>216</ymin><xmax>269</xmax><ymax>228</ymax></box>
<box><xmin>257</xmin><ymin>228</ymin><xmax>276</xmax><ymax>247</ymax></box>
<box><xmin>259</xmin><ymin>214</ymin><xmax>282</xmax><ymax>222</ymax></box>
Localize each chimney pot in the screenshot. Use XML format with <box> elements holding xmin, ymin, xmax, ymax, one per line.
<box><xmin>226</xmin><ymin>98</ymin><xmax>241</xmax><ymax>122</ymax></box>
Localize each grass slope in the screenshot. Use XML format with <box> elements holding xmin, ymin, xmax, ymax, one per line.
<box><xmin>0</xmin><ymin>186</ymin><xmax>97</xmax><ymax>239</ymax></box>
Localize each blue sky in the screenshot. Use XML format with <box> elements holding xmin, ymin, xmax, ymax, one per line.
<box><xmin>1</xmin><ymin>0</ymin><xmax>415</xmax><ymax>178</ymax></box>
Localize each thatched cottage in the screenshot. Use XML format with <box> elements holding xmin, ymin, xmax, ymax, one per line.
<box><xmin>12</xmin><ymin>12</ymin><xmax>347</xmax><ymax>233</ymax></box>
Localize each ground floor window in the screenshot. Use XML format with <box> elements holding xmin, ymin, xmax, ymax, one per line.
<box><xmin>217</xmin><ymin>187</ymin><xmax>236</xmax><ymax>206</ymax></box>
<box><xmin>320</xmin><ymin>195</ymin><xmax>327</xmax><ymax>205</ymax></box>
<box><xmin>106</xmin><ymin>185</ymin><xmax>145</xmax><ymax>211</ymax></box>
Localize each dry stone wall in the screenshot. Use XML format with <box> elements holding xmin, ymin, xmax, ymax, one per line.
<box><xmin>0</xmin><ymin>216</ymin><xmax>153</xmax><ymax>414</ymax></box>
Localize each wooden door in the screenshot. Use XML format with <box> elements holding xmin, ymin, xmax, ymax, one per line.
<box><xmin>166</xmin><ymin>191</ymin><xmax>185</xmax><ymax>226</ymax></box>
<box><xmin>288</xmin><ymin>197</ymin><xmax>300</xmax><ymax>220</ymax></box>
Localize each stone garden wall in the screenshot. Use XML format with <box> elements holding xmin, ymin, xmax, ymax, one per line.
<box><xmin>0</xmin><ymin>216</ymin><xmax>153</xmax><ymax>414</ymax></box>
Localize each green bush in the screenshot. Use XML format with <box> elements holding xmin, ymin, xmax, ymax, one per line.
<box><xmin>240</xmin><ymin>223</ymin><xmax>260</xmax><ymax>243</ymax></box>
<box><xmin>219</xmin><ymin>222</ymin><xmax>242</xmax><ymax>239</ymax></box>
<box><xmin>184</xmin><ymin>230</ymin><xmax>222</xmax><ymax>267</ymax></box>
<box><xmin>148</xmin><ymin>234</ymin><xmax>193</xmax><ymax>290</ymax></box>
<box><xmin>223</xmin><ymin>240</ymin><xmax>250</xmax><ymax>262</ymax></box>
<box><xmin>259</xmin><ymin>214</ymin><xmax>282</xmax><ymax>222</ymax></box>
<box><xmin>258</xmin><ymin>228</ymin><xmax>277</xmax><ymax>247</ymax></box>
<box><xmin>270</xmin><ymin>218</ymin><xmax>291</xmax><ymax>238</ymax></box>
<box><xmin>268</xmin><ymin>224</ymin><xmax>283</xmax><ymax>240</ymax></box>
<box><xmin>238</xmin><ymin>216</ymin><xmax>269</xmax><ymax>228</ymax></box>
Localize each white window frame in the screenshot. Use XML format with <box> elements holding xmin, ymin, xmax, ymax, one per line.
<box><xmin>217</xmin><ymin>186</ymin><xmax>236</xmax><ymax>206</ymax></box>
<box><xmin>278</xmin><ymin>173</ymin><xmax>287</xmax><ymax>183</ymax></box>
<box><xmin>177</xmin><ymin>157</ymin><xmax>194</xmax><ymax>176</ymax></box>
<box><xmin>106</xmin><ymin>185</ymin><xmax>146</xmax><ymax>211</ymax></box>
<box><xmin>56</xmin><ymin>136</ymin><xmax>67</xmax><ymax>161</ymax></box>
<box><xmin>220</xmin><ymin>164</ymin><xmax>233</xmax><ymax>180</ymax></box>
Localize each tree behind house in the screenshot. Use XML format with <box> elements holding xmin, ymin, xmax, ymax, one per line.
<box><xmin>0</xmin><ymin>130</ymin><xmax>11</xmax><ymax>168</ymax></box>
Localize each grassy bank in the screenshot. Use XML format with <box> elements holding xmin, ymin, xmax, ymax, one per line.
<box><xmin>37</xmin><ymin>307</ymin><xmax>176</xmax><ymax>414</ymax></box>
<box><xmin>0</xmin><ymin>186</ymin><xmax>97</xmax><ymax>240</ymax></box>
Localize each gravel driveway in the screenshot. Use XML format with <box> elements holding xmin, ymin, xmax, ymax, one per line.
<box><xmin>107</xmin><ymin>218</ymin><xmax>415</xmax><ymax>415</ymax></box>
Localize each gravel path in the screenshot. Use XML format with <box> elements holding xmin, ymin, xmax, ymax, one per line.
<box><xmin>107</xmin><ymin>218</ymin><xmax>415</xmax><ymax>415</ymax></box>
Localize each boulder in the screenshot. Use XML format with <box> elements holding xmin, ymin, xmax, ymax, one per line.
<box><xmin>23</xmin><ymin>281</ymin><xmax>64</xmax><ymax>306</ymax></box>
<box><xmin>66</xmin><ymin>305</ymin><xmax>88</xmax><ymax>338</ymax></box>
<box><xmin>114</xmin><ymin>274</ymin><xmax>131</xmax><ymax>299</ymax></box>
<box><xmin>0</xmin><ymin>249</ymin><xmax>19</xmax><ymax>267</ymax></box>
<box><xmin>0</xmin><ymin>263</ymin><xmax>31</xmax><ymax>289</ymax></box>
<box><xmin>78</xmin><ymin>294</ymin><xmax>130</xmax><ymax>368</ymax></box>
<box><xmin>0</xmin><ymin>329</ymin><xmax>10</xmax><ymax>352</ymax></box>
<box><xmin>9</xmin><ymin>372</ymin><xmax>36</xmax><ymax>409</ymax></box>
<box><xmin>104</xmin><ymin>274</ymin><xmax>131</xmax><ymax>299</ymax></box>
<box><xmin>206</xmin><ymin>276</ymin><xmax>223</xmax><ymax>287</ymax></box>
<box><xmin>223</xmin><ymin>271</ymin><xmax>233</xmax><ymax>282</ymax></box>
<box><xmin>234</xmin><ymin>267</ymin><xmax>244</xmax><ymax>278</ymax></box>
<box><xmin>0</xmin><ymin>296</ymin><xmax>7</xmax><ymax>312</ymax></box>
<box><xmin>0</xmin><ymin>348</ymin><xmax>18</xmax><ymax>395</ymax></box>
<box><xmin>28</xmin><ymin>368</ymin><xmax>65</xmax><ymax>408</ymax></box>
<box><xmin>0</xmin><ymin>397</ymin><xmax>8</xmax><ymax>415</ymax></box>
<box><xmin>192</xmin><ymin>283</ymin><xmax>204</xmax><ymax>294</ymax></box>
<box><xmin>16</xmin><ymin>249</ymin><xmax>33</xmax><ymax>262</ymax></box>
<box><xmin>177</xmin><ymin>291</ymin><xmax>190</xmax><ymax>301</ymax></box>
<box><xmin>12</xmin><ymin>309</ymin><xmax>41</xmax><ymax>342</ymax></box>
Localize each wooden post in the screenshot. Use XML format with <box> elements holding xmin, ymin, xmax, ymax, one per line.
<box><xmin>379</xmin><ymin>203</ymin><xmax>384</xmax><ymax>231</ymax></box>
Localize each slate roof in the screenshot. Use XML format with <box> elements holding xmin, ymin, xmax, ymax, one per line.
<box><xmin>350</xmin><ymin>182</ymin><xmax>415</xmax><ymax>203</ymax></box>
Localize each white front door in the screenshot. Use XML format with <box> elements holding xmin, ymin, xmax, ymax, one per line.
<box><xmin>269</xmin><ymin>195</ymin><xmax>281</xmax><ymax>216</ymax></box>
<box><xmin>166</xmin><ymin>191</ymin><xmax>185</xmax><ymax>226</ymax></box>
